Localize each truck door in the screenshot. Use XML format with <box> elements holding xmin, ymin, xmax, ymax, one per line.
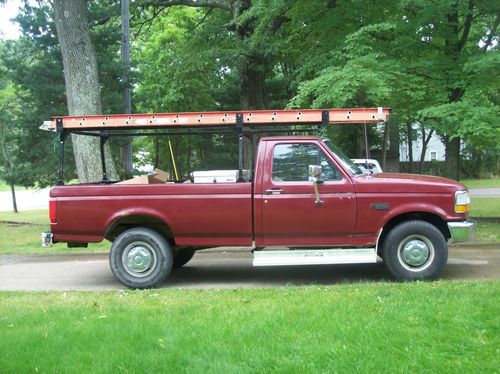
<box><xmin>258</xmin><ymin>141</ymin><xmax>356</xmax><ymax>247</ymax></box>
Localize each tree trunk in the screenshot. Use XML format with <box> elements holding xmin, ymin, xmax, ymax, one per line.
<box><xmin>53</xmin><ymin>0</ymin><xmax>118</xmax><ymax>183</ymax></box>
<box><xmin>232</xmin><ymin>0</ymin><xmax>267</xmax><ymax>110</ymax></box>
<box><xmin>387</xmin><ymin>120</ymin><xmax>400</xmax><ymax>172</ymax></box>
<box><xmin>121</xmin><ymin>0</ymin><xmax>133</xmax><ymax>176</ymax></box>
<box><xmin>445</xmin><ymin>137</ymin><xmax>460</xmax><ymax>180</ymax></box>
<box><xmin>406</xmin><ymin>123</ymin><xmax>413</xmax><ymax>173</ymax></box>
<box><xmin>10</xmin><ymin>184</ymin><xmax>18</xmax><ymax>213</ymax></box>
<box><xmin>441</xmin><ymin>1</ymin><xmax>471</xmax><ymax>182</ymax></box>
<box><xmin>238</xmin><ymin>54</ymin><xmax>266</xmax><ymax>110</ymax></box>
<box><xmin>419</xmin><ymin>127</ymin><xmax>434</xmax><ymax>174</ymax></box>
<box><xmin>381</xmin><ymin>121</ymin><xmax>389</xmax><ymax>170</ymax></box>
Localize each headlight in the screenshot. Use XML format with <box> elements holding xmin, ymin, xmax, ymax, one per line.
<box><xmin>455</xmin><ymin>191</ymin><xmax>470</xmax><ymax>213</ymax></box>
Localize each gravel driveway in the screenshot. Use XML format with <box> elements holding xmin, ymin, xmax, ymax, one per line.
<box><xmin>1</xmin><ymin>246</ymin><xmax>498</xmax><ymax>291</ymax></box>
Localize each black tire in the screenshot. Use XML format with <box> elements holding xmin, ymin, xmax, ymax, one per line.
<box><xmin>382</xmin><ymin>220</ymin><xmax>448</xmax><ymax>280</ymax></box>
<box><xmin>173</xmin><ymin>248</ymin><xmax>196</xmax><ymax>269</ymax></box>
<box><xmin>109</xmin><ymin>227</ymin><xmax>173</xmax><ymax>289</ymax></box>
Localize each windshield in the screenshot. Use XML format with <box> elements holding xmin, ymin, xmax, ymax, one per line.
<box><xmin>323</xmin><ymin>139</ymin><xmax>364</xmax><ymax>176</ymax></box>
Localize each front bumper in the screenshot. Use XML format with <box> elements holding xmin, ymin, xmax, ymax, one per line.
<box><xmin>41</xmin><ymin>232</ymin><xmax>53</xmax><ymax>248</ymax></box>
<box><xmin>447</xmin><ymin>219</ymin><xmax>476</xmax><ymax>243</ymax></box>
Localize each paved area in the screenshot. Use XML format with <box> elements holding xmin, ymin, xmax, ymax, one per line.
<box><xmin>469</xmin><ymin>187</ymin><xmax>500</xmax><ymax>198</ymax></box>
<box><xmin>0</xmin><ymin>247</ymin><xmax>498</xmax><ymax>291</ymax></box>
<box><xmin>0</xmin><ymin>188</ymin><xmax>50</xmax><ymax>211</ymax></box>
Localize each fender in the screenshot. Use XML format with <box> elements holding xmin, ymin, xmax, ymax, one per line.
<box><xmin>353</xmin><ymin>197</ymin><xmax>457</xmax><ymax>247</ymax></box>
<box><xmin>380</xmin><ymin>201</ymin><xmax>451</xmax><ymax>224</ymax></box>
<box><xmin>104</xmin><ymin>207</ymin><xmax>175</xmax><ymax>239</ymax></box>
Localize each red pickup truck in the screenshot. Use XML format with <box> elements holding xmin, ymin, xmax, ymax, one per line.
<box><xmin>43</xmin><ymin>135</ymin><xmax>475</xmax><ymax>288</ymax></box>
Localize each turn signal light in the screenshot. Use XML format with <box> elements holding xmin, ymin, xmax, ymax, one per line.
<box><xmin>455</xmin><ymin>204</ymin><xmax>470</xmax><ymax>213</ymax></box>
<box><xmin>454</xmin><ymin>191</ymin><xmax>470</xmax><ymax>214</ymax></box>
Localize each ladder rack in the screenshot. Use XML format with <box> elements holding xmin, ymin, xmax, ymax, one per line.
<box><xmin>46</xmin><ymin>107</ymin><xmax>391</xmax><ymax>185</ymax></box>
<box><xmin>49</xmin><ymin>107</ymin><xmax>390</xmax><ymax>131</ymax></box>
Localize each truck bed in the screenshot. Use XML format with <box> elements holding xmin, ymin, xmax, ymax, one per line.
<box><xmin>50</xmin><ymin>183</ymin><xmax>253</xmax><ymax>246</ymax></box>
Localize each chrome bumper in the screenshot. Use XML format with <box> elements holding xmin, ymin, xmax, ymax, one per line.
<box><xmin>447</xmin><ymin>219</ymin><xmax>476</xmax><ymax>243</ymax></box>
<box><xmin>41</xmin><ymin>232</ymin><xmax>53</xmax><ymax>248</ymax></box>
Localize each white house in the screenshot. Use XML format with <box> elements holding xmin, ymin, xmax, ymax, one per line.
<box><xmin>399</xmin><ymin>123</ymin><xmax>446</xmax><ymax>162</ymax></box>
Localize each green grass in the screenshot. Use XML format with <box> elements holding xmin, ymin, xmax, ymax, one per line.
<box><xmin>0</xmin><ymin>281</ymin><xmax>498</xmax><ymax>373</ymax></box>
<box><xmin>461</xmin><ymin>177</ymin><xmax>500</xmax><ymax>188</ymax></box>
<box><xmin>475</xmin><ymin>222</ymin><xmax>500</xmax><ymax>242</ymax></box>
<box><xmin>0</xmin><ymin>181</ymin><xmax>14</xmax><ymax>192</ymax></box>
<box><xmin>0</xmin><ymin>182</ymin><xmax>36</xmax><ymax>192</ymax></box>
<box><xmin>470</xmin><ymin>198</ymin><xmax>500</xmax><ymax>217</ymax></box>
<box><xmin>0</xmin><ymin>210</ymin><xmax>110</xmax><ymax>255</ymax></box>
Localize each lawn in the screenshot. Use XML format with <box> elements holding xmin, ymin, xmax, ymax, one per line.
<box><xmin>461</xmin><ymin>177</ymin><xmax>500</xmax><ymax>188</ymax></box>
<box><xmin>0</xmin><ymin>281</ymin><xmax>498</xmax><ymax>373</ymax></box>
<box><xmin>0</xmin><ymin>182</ymin><xmax>35</xmax><ymax>192</ymax></box>
<box><xmin>0</xmin><ymin>210</ymin><xmax>110</xmax><ymax>255</ymax></box>
<box><xmin>470</xmin><ymin>198</ymin><xmax>500</xmax><ymax>217</ymax></box>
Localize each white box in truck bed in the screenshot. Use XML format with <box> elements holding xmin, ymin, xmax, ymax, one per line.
<box><xmin>191</xmin><ymin>170</ymin><xmax>251</xmax><ymax>183</ymax></box>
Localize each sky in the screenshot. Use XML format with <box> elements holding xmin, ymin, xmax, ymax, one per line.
<box><xmin>0</xmin><ymin>0</ymin><xmax>22</xmax><ymax>40</ymax></box>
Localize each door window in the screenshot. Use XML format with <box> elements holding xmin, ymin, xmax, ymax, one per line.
<box><xmin>272</xmin><ymin>144</ymin><xmax>341</xmax><ymax>182</ymax></box>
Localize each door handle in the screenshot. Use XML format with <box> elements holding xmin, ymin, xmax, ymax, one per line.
<box><xmin>265</xmin><ymin>188</ymin><xmax>283</xmax><ymax>195</ymax></box>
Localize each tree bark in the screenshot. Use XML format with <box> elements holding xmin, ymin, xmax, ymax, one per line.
<box><xmin>238</xmin><ymin>54</ymin><xmax>266</xmax><ymax>110</ymax></box>
<box><xmin>381</xmin><ymin>121</ymin><xmax>389</xmax><ymax>170</ymax></box>
<box><xmin>387</xmin><ymin>120</ymin><xmax>400</xmax><ymax>172</ymax></box>
<box><xmin>10</xmin><ymin>184</ymin><xmax>17</xmax><ymax>213</ymax></box>
<box><xmin>419</xmin><ymin>127</ymin><xmax>434</xmax><ymax>174</ymax></box>
<box><xmin>441</xmin><ymin>1</ymin><xmax>471</xmax><ymax>181</ymax></box>
<box><xmin>445</xmin><ymin>136</ymin><xmax>460</xmax><ymax>180</ymax></box>
<box><xmin>121</xmin><ymin>0</ymin><xmax>133</xmax><ymax>176</ymax></box>
<box><xmin>53</xmin><ymin>0</ymin><xmax>118</xmax><ymax>183</ymax></box>
<box><xmin>406</xmin><ymin>123</ymin><xmax>413</xmax><ymax>173</ymax></box>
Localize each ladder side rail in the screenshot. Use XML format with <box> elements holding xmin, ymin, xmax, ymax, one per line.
<box><xmin>50</xmin><ymin>108</ymin><xmax>391</xmax><ymax>130</ymax></box>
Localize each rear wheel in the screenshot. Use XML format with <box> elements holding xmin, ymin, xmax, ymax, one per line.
<box><xmin>173</xmin><ymin>247</ymin><xmax>196</xmax><ymax>269</ymax></box>
<box><xmin>109</xmin><ymin>227</ymin><xmax>173</xmax><ymax>289</ymax></box>
<box><xmin>382</xmin><ymin>220</ymin><xmax>448</xmax><ymax>280</ymax></box>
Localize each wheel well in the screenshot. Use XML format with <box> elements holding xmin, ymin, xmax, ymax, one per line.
<box><xmin>378</xmin><ymin>212</ymin><xmax>450</xmax><ymax>254</ymax></box>
<box><xmin>105</xmin><ymin>215</ymin><xmax>174</xmax><ymax>244</ymax></box>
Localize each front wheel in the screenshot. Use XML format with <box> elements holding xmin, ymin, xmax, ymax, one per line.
<box><xmin>382</xmin><ymin>220</ymin><xmax>448</xmax><ymax>280</ymax></box>
<box><xmin>109</xmin><ymin>227</ymin><xmax>173</xmax><ymax>289</ymax></box>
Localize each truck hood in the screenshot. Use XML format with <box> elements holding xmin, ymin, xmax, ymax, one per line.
<box><xmin>352</xmin><ymin>172</ymin><xmax>467</xmax><ymax>194</ymax></box>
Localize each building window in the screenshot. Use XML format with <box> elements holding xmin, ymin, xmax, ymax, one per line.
<box><xmin>430</xmin><ymin>151</ymin><xmax>438</xmax><ymax>161</ymax></box>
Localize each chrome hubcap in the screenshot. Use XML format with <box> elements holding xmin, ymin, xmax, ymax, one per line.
<box><xmin>402</xmin><ymin>239</ymin><xmax>430</xmax><ymax>266</ymax></box>
<box><xmin>122</xmin><ymin>242</ymin><xmax>157</xmax><ymax>277</ymax></box>
<box><xmin>397</xmin><ymin>235</ymin><xmax>435</xmax><ymax>272</ymax></box>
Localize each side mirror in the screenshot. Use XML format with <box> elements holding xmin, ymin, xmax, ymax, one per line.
<box><xmin>308</xmin><ymin>164</ymin><xmax>323</xmax><ymax>183</ymax></box>
<box><xmin>308</xmin><ymin>164</ymin><xmax>324</xmax><ymax>206</ymax></box>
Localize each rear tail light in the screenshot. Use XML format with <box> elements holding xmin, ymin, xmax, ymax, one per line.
<box><xmin>49</xmin><ymin>199</ymin><xmax>57</xmax><ymax>223</ymax></box>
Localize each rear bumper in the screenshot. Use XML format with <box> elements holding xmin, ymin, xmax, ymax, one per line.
<box><xmin>447</xmin><ymin>219</ymin><xmax>476</xmax><ymax>243</ymax></box>
<box><xmin>41</xmin><ymin>232</ymin><xmax>53</xmax><ymax>247</ymax></box>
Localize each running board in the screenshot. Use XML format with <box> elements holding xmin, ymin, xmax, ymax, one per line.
<box><xmin>253</xmin><ymin>248</ymin><xmax>378</xmax><ymax>267</ymax></box>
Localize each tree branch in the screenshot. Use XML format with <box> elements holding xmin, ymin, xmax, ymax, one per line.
<box><xmin>137</xmin><ymin>0</ymin><xmax>230</xmax><ymax>11</ymax></box>
<box><xmin>482</xmin><ymin>14</ymin><xmax>500</xmax><ymax>52</ymax></box>
<box><xmin>133</xmin><ymin>6</ymin><xmax>170</xmax><ymax>39</ymax></box>
<box><xmin>90</xmin><ymin>17</ymin><xmax>111</xmax><ymax>28</ymax></box>
<box><xmin>458</xmin><ymin>0</ymin><xmax>474</xmax><ymax>51</ymax></box>
<box><xmin>186</xmin><ymin>8</ymin><xmax>214</xmax><ymax>33</ymax></box>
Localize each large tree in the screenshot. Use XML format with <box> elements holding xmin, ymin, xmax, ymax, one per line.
<box><xmin>137</xmin><ymin>0</ymin><xmax>292</xmax><ymax>110</ymax></box>
<box><xmin>53</xmin><ymin>0</ymin><xmax>118</xmax><ymax>182</ymax></box>
<box><xmin>288</xmin><ymin>0</ymin><xmax>499</xmax><ymax>179</ymax></box>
